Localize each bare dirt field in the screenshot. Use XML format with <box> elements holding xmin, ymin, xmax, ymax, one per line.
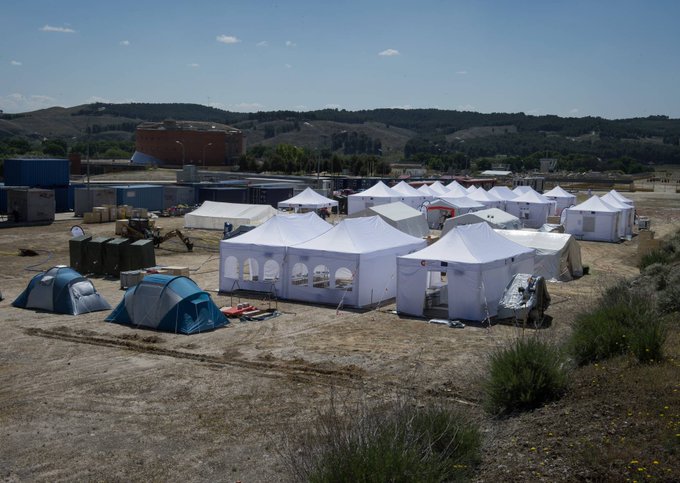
<box><xmin>1</xmin><ymin>190</ymin><xmax>679</xmax><ymax>481</ymax></box>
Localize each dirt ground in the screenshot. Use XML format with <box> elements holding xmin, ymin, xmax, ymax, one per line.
<box><xmin>1</xmin><ymin>190</ymin><xmax>679</xmax><ymax>481</ymax></box>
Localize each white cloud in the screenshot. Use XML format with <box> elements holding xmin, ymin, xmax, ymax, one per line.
<box><xmin>285</xmin><ymin>40</ymin><xmax>296</xmax><ymax>47</ymax></box>
<box><xmin>457</xmin><ymin>104</ymin><xmax>476</xmax><ymax>111</ymax></box>
<box><xmin>284</xmin><ymin>63</ymin><xmax>292</xmax><ymax>69</ymax></box>
<box><xmin>0</xmin><ymin>93</ymin><xmax>57</xmax><ymax>112</ymax></box>
<box><xmin>379</xmin><ymin>49</ymin><xmax>400</xmax><ymax>56</ymax></box>
<box><xmin>187</xmin><ymin>63</ymin><xmax>200</xmax><ymax>68</ymax></box>
<box><xmin>11</xmin><ymin>60</ymin><xmax>22</xmax><ymax>66</ymax></box>
<box><xmin>456</xmin><ymin>70</ymin><xmax>468</xmax><ymax>75</ymax></box>
<box><xmin>120</xmin><ymin>40</ymin><xmax>130</xmax><ymax>46</ymax></box>
<box><xmin>256</xmin><ymin>40</ymin><xmax>268</xmax><ymax>47</ymax></box>
<box><xmin>293</xmin><ymin>105</ymin><xmax>307</xmax><ymax>111</ymax></box>
<box><xmin>40</xmin><ymin>25</ymin><xmax>75</xmax><ymax>33</ymax></box>
<box><xmin>324</xmin><ymin>103</ymin><xmax>341</xmax><ymax>109</ymax></box>
<box><xmin>216</xmin><ymin>34</ymin><xmax>241</xmax><ymax>44</ymax></box>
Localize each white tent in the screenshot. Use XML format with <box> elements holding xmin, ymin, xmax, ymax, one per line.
<box><xmin>467</xmin><ymin>188</ymin><xmax>504</xmax><ymax>210</ymax></box>
<box><xmin>608</xmin><ymin>189</ymin><xmax>634</xmax><ymax>207</ymax></box>
<box><xmin>391</xmin><ymin>181</ymin><xmax>429</xmax><ymax>210</ymax></box>
<box><xmin>278</xmin><ymin>187</ymin><xmax>338</xmax><ymax>211</ymax></box>
<box><xmin>348</xmin><ymin>201</ymin><xmax>430</xmax><ymax>238</ymax></box>
<box><xmin>563</xmin><ymin>195</ymin><xmax>621</xmax><ymax>242</ymax></box>
<box><xmin>348</xmin><ymin>181</ymin><xmax>404</xmax><ymax>215</ymax></box>
<box><xmin>442</xmin><ymin>208</ymin><xmax>522</xmax><ymax>233</ymax></box>
<box><xmin>543</xmin><ymin>186</ymin><xmax>576</xmax><ymax>215</ymax></box>
<box><xmin>466</xmin><ymin>185</ymin><xmax>478</xmax><ymax>193</ymax></box>
<box><xmin>488</xmin><ymin>186</ymin><xmax>518</xmax><ymax>210</ymax></box>
<box><xmin>426</xmin><ymin>196</ymin><xmax>484</xmax><ymax>229</ymax></box>
<box><xmin>397</xmin><ymin>223</ymin><xmax>535</xmax><ymax>321</ymax></box>
<box><xmin>219</xmin><ymin>212</ymin><xmax>332</xmax><ymax>294</ymax></box>
<box><xmin>184</xmin><ymin>201</ymin><xmax>277</xmax><ymax>230</ymax></box>
<box><xmin>286</xmin><ymin>216</ymin><xmax>427</xmax><ymax>308</ymax></box>
<box><xmin>504</xmin><ymin>190</ymin><xmax>554</xmax><ymax>228</ymax></box>
<box><xmin>513</xmin><ymin>186</ymin><xmax>536</xmax><ymax>196</ymax></box>
<box><xmin>443</xmin><ymin>184</ymin><xmax>471</xmax><ymax>198</ymax></box>
<box><xmin>428</xmin><ymin>181</ymin><xmax>449</xmax><ymax>196</ymax></box>
<box><xmin>445</xmin><ymin>180</ymin><xmax>466</xmax><ymax>191</ymax></box>
<box><xmin>495</xmin><ymin>230</ymin><xmax>583</xmax><ymax>281</ymax></box>
<box><xmin>600</xmin><ymin>193</ymin><xmax>634</xmax><ymax>238</ymax></box>
<box><xmin>417</xmin><ymin>184</ymin><xmax>439</xmax><ymax>198</ymax></box>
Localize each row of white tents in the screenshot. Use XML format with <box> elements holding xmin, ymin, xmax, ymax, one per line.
<box><xmin>218</xmin><ymin>211</ymin><xmax>584</xmax><ymax>320</ymax></box>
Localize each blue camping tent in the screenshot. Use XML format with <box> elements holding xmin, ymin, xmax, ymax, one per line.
<box><xmin>106</xmin><ymin>274</ymin><xmax>228</xmax><ymax>334</ymax></box>
<box><xmin>12</xmin><ymin>266</ymin><xmax>111</xmax><ymax>315</ymax></box>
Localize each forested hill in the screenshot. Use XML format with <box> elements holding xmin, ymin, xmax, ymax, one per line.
<box><xmin>2</xmin><ymin>102</ymin><xmax>680</xmax><ymax>164</ymax></box>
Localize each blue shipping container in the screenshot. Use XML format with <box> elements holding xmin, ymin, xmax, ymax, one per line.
<box><xmin>114</xmin><ymin>185</ymin><xmax>164</xmax><ymax>211</ymax></box>
<box><xmin>4</xmin><ymin>158</ymin><xmax>70</xmax><ymax>187</ymax></box>
<box><xmin>53</xmin><ymin>186</ymin><xmax>71</xmax><ymax>212</ymax></box>
<box><xmin>198</xmin><ymin>187</ymin><xmax>249</xmax><ymax>204</ymax></box>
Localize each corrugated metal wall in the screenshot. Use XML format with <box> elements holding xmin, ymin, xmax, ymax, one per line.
<box><xmin>162</xmin><ymin>185</ymin><xmax>197</xmax><ymax>209</ymax></box>
<box><xmin>3</xmin><ymin>159</ymin><xmax>70</xmax><ymax>187</ymax></box>
<box><xmin>114</xmin><ymin>185</ymin><xmax>164</xmax><ymax>211</ymax></box>
<box><xmin>198</xmin><ymin>187</ymin><xmax>249</xmax><ymax>204</ymax></box>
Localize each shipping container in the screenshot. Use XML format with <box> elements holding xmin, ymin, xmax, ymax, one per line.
<box><xmin>53</xmin><ymin>186</ymin><xmax>71</xmax><ymax>212</ymax></box>
<box><xmin>6</xmin><ymin>188</ymin><xmax>55</xmax><ymax>222</ymax></box>
<box><xmin>198</xmin><ymin>187</ymin><xmax>249</xmax><ymax>204</ymax></box>
<box><xmin>162</xmin><ymin>185</ymin><xmax>197</xmax><ymax>209</ymax></box>
<box><xmin>248</xmin><ymin>184</ymin><xmax>295</xmax><ymax>207</ymax></box>
<box><xmin>74</xmin><ymin>186</ymin><xmax>116</xmax><ymax>216</ymax></box>
<box><xmin>3</xmin><ymin>158</ymin><xmax>70</xmax><ymax>187</ymax></box>
<box><xmin>114</xmin><ymin>185</ymin><xmax>164</xmax><ymax>212</ymax></box>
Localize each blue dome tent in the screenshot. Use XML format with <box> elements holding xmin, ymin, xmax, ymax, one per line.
<box><xmin>12</xmin><ymin>266</ymin><xmax>111</xmax><ymax>315</ymax></box>
<box><xmin>106</xmin><ymin>274</ymin><xmax>228</xmax><ymax>334</ymax></box>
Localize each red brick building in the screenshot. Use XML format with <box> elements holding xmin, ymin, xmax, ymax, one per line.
<box><xmin>134</xmin><ymin>120</ymin><xmax>244</xmax><ymax>166</ymax></box>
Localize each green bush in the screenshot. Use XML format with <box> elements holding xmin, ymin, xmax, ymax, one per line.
<box><xmin>568</xmin><ymin>282</ymin><xmax>666</xmax><ymax>365</ymax></box>
<box><xmin>289</xmin><ymin>402</ymin><xmax>481</xmax><ymax>483</ymax></box>
<box><xmin>484</xmin><ymin>337</ymin><xmax>568</xmax><ymax>415</ymax></box>
<box><xmin>639</xmin><ymin>248</ymin><xmax>672</xmax><ymax>270</ymax></box>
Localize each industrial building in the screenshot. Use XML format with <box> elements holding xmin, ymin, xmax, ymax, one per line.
<box><xmin>133</xmin><ymin>120</ymin><xmax>244</xmax><ymax>166</ymax></box>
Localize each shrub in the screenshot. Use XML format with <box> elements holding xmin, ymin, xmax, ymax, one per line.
<box><xmin>287</xmin><ymin>401</ymin><xmax>481</xmax><ymax>483</ymax></box>
<box><xmin>657</xmin><ymin>269</ymin><xmax>680</xmax><ymax>314</ymax></box>
<box><xmin>639</xmin><ymin>249</ymin><xmax>672</xmax><ymax>270</ymax></box>
<box><xmin>484</xmin><ymin>337</ymin><xmax>568</xmax><ymax>415</ymax></box>
<box><xmin>568</xmin><ymin>281</ymin><xmax>666</xmax><ymax>365</ymax></box>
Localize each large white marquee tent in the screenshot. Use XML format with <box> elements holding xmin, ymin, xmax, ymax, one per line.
<box><xmin>396</xmin><ymin>223</ymin><xmax>535</xmax><ymax>321</ymax></box>
<box><xmin>219</xmin><ymin>212</ymin><xmax>332</xmax><ymax>295</ymax></box>
<box><xmin>348</xmin><ymin>181</ymin><xmax>404</xmax><ymax>215</ymax></box>
<box><xmin>277</xmin><ymin>187</ymin><xmax>338</xmax><ymax>211</ymax></box>
<box><xmin>563</xmin><ymin>195</ymin><xmax>621</xmax><ymax>242</ymax></box>
<box><xmin>467</xmin><ymin>188</ymin><xmax>504</xmax><ymax>210</ymax></box>
<box><xmin>495</xmin><ymin>230</ymin><xmax>583</xmax><ymax>281</ymax></box>
<box><xmin>286</xmin><ymin>216</ymin><xmax>427</xmax><ymax>308</ymax></box>
<box><xmin>600</xmin><ymin>193</ymin><xmax>634</xmax><ymax>238</ymax></box>
<box><xmin>185</xmin><ymin>201</ymin><xmax>277</xmax><ymax>230</ymax></box>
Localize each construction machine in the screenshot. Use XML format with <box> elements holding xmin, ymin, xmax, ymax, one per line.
<box><xmin>121</xmin><ymin>217</ymin><xmax>194</xmax><ymax>251</ymax></box>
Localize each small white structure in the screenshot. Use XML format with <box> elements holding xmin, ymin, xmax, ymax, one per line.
<box><xmin>278</xmin><ymin>187</ymin><xmax>338</xmax><ymax>212</ymax></box>
<box><xmin>396</xmin><ymin>223</ymin><xmax>535</xmax><ymax>321</ymax></box>
<box><xmin>348</xmin><ymin>181</ymin><xmax>404</xmax><ymax>215</ymax></box>
<box><xmin>428</xmin><ymin>181</ymin><xmax>449</xmax><ymax>196</ymax></box>
<box><xmin>219</xmin><ymin>212</ymin><xmax>332</xmax><ymax>294</ymax></box>
<box><xmin>563</xmin><ymin>195</ymin><xmax>621</xmax><ymax>242</ymax></box>
<box><xmin>286</xmin><ymin>216</ymin><xmax>427</xmax><ymax>308</ymax></box>
<box><xmin>445</xmin><ymin>180</ymin><xmax>466</xmax><ymax>191</ymax></box>
<box><xmin>443</xmin><ymin>208</ymin><xmax>522</xmax><ymax>233</ymax></box>
<box><xmin>608</xmin><ymin>189</ymin><xmax>634</xmax><ymax>207</ymax></box>
<box><xmin>467</xmin><ymin>188</ymin><xmax>504</xmax><ymax>210</ymax></box>
<box><xmin>417</xmin><ymin>184</ymin><xmax>439</xmax><ymax>198</ymax></box>
<box><xmin>505</xmin><ymin>190</ymin><xmax>554</xmax><ymax>229</ymax></box>
<box><xmin>443</xmin><ymin>184</ymin><xmax>472</xmax><ymax>198</ymax></box>
<box><xmin>391</xmin><ymin>181</ymin><xmax>430</xmax><ymax>210</ymax></box>
<box><xmin>543</xmin><ymin>186</ymin><xmax>576</xmax><ymax>215</ymax></box>
<box><xmin>185</xmin><ymin>201</ymin><xmax>277</xmax><ymax>230</ymax></box>
<box><xmin>495</xmin><ymin>230</ymin><xmax>583</xmax><ymax>281</ymax></box>
<box><xmin>426</xmin><ymin>196</ymin><xmax>484</xmax><ymax>229</ymax></box>
<box><xmin>600</xmin><ymin>193</ymin><xmax>634</xmax><ymax>238</ymax></box>
<box><xmin>348</xmin><ymin>201</ymin><xmax>430</xmax><ymax>238</ymax></box>
<box><xmin>513</xmin><ymin>185</ymin><xmax>536</xmax><ymax>196</ymax></box>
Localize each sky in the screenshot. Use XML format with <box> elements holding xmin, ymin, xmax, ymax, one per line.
<box><xmin>1</xmin><ymin>0</ymin><xmax>679</xmax><ymax>119</ymax></box>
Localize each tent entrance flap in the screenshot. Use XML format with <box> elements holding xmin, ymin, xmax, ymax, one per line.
<box><xmin>423</xmin><ymin>270</ymin><xmax>449</xmax><ymax>318</ymax></box>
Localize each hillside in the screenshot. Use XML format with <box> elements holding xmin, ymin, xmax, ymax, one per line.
<box><xmin>2</xmin><ymin>103</ymin><xmax>680</xmax><ymax>164</ymax></box>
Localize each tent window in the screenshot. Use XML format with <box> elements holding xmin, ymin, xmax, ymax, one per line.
<box><xmin>334</xmin><ymin>267</ymin><xmax>353</xmax><ymax>291</ymax></box>
<box><xmin>291</xmin><ymin>263</ymin><xmax>309</xmax><ymax>286</ymax></box>
<box><xmin>243</xmin><ymin>258</ymin><xmax>259</xmax><ymax>281</ymax></box>
<box><xmin>519</xmin><ymin>207</ymin><xmax>531</xmax><ymax>219</ymax></box>
<box><xmin>582</xmin><ymin>216</ymin><xmax>596</xmax><ymax>233</ymax></box>
<box><xmin>263</xmin><ymin>259</ymin><xmax>280</xmax><ymax>281</ymax></box>
<box><xmin>313</xmin><ymin>265</ymin><xmax>331</xmax><ymax>288</ymax></box>
<box><xmin>223</xmin><ymin>256</ymin><xmax>239</xmax><ymax>279</ymax></box>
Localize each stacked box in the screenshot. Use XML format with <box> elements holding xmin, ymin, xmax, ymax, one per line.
<box><xmin>120</xmin><ymin>270</ymin><xmax>146</xmax><ymax>289</ymax></box>
<box><xmin>159</xmin><ymin>266</ymin><xmax>190</xmax><ymax>277</ymax></box>
<box><xmin>74</xmin><ymin>187</ymin><xmax>116</xmax><ymax>216</ymax></box>
<box><xmin>93</xmin><ymin>207</ymin><xmax>109</xmax><ymax>222</ymax></box>
<box><xmin>115</xmin><ymin>219</ymin><xmax>129</xmax><ymax>235</ymax></box>
<box><xmin>69</xmin><ymin>235</ymin><xmax>92</xmax><ymax>273</ymax></box>
<box><xmin>83</xmin><ymin>212</ymin><xmax>101</xmax><ymax>224</ymax></box>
